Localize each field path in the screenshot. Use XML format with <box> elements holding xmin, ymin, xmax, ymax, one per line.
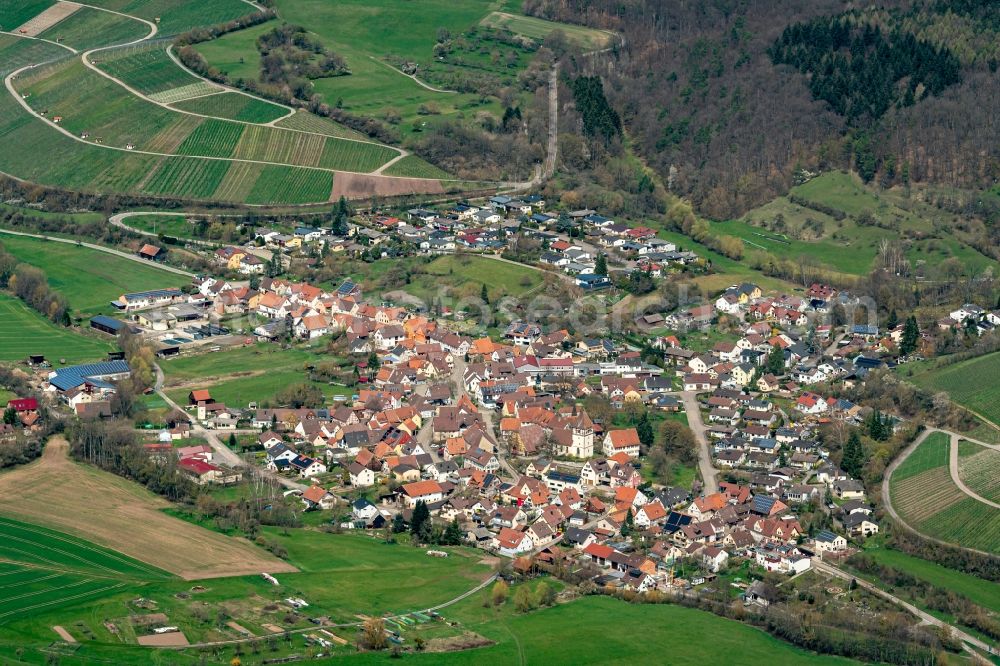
<box><xmin>949</xmin><ymin>432</ymin><xmax>1000</xmax><ymax>509</ymax></box>
<box><xmin>0</xmin><ymin>227</ymin><xmax>195</xmax><ymax>277</ymax></box>
<box><xmin>884</xmin><ymin>427</ymin><xmax>997</xmax><ymax>557</ymax></box>
<box><xmin>0</xmin><ymin>436</ymin><xmax>297</xmax><ymax>579</ymax></box>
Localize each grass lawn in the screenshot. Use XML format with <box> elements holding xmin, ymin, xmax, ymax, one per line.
<box><xmin>161</xmin><ymin>343</ymin><xmax>352</xmax><ymax>409</ymax></box>
<box><xmin>0</xmin><ymin>233</ymin><xmax>188</xmax><ymax>317</ymax></box>
<box><xmin>396</xmin><ymin>255</ymin><xmax>543</xmax><ymax>302</ymax></box>
<box><xmin>902</xmin><ymin>351</ymin><xmax>1000</xmax><ymax>428</ymax></box>
<box><xmin>336</xmin><ymin>593</ymin><xmax>857</xmax><ymax>665</ymax></box>
<box><xmin>0</xmin><ymin>293</ymin><xmax>113</xmax><ymax>364</ymax></box>
<box><xmin>892</xmin><ymin>432</ymin><xmax>950</xmax><ymax>482</ymax></box>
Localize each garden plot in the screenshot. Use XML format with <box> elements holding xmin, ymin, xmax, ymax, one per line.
<box><xmin>15</xmin><ymin>1</ymin><xmax>80</xmax><ymax>36</ymax></box>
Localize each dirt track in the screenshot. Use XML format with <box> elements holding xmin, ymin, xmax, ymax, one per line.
<box><xmin>0</xmin><ymin>438</ymin><xmax>296</xmax><ymax>580</ymax></box>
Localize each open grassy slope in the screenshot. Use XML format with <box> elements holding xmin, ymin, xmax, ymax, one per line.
<box><xmin>719</xmin><ymin>171</ymin><xmax>1000</xmax><ymax>277</ymax></box>
<box><xmin>0</xmin><ymin>233</ymin><xmax>188</xmax><ymax>316</ymax></box>
<box><xmin>0</xmin><ymin>293</ymin><xmax>113</xmax><ymax>364</ymax></box>
<box><xmin>902</xmin><ymin>351</ymin><xmax>1000</xmax><ymax>428</ymax></box>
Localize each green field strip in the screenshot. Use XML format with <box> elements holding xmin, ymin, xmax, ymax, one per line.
<box><xmin>0</xmin><ymin>517</ymin><xmax>173</xmax><ymax>580</ymax></box>
<box><xmin>141</xmin><ymin>155</ymin><xmax>232</xmax><ymax>199</ymax></box>
<box><xmin>37</xmin><ymin>6</ymin><xmax>149</xmax><ymax>51</ymax></box>
<box><xmin>233</xmin><ymin>124</ymin><xmax>326</xmax><ymax>167</ymax></box>
<box><xmin>171</xmin><ymin>91</ymin><xmax>288</xmax><ymax>123</ymax></box>
<box><xmin>958</xmin><ymin>446</ymin><xmax>1000</xmax><ymax>503</ymax></box>
<box><xmin>144</xmin><ymin>113</ymin><xmax>203</xmax><ymax>153</ymax></box>
<box><xmin>317</xmin><ymin>136</ymin><xmax>398</xmax><ymax>173</ymax></box>
<box><xmin>892</xmin><ymin>432</ymin><xmax>950</xmax><ymax>482</ymax></box>
<box><xmin>176</xmin><ymin>118</ymin><xmax>245</xmax><ymax>157</ymax></box>
<box><xmin>78</xmin><ymin>0</ymin><xmax>252</xmax><ymax>36</ymax></box>
<box><xmin>274</xmin><ymin>110</ymin><xmax>367</xmax><ymax>140</ymax></box>
<box><xmin>96</xmin><ymin>44</ymin><xmax>199</xmax><ymax>95</ymax></box>
<box><xmin>382</xmin><ymin>154</ymin><xmax>450</xmax><ymax>179</ymax></box>
<box><xmin>0</xmin><ymin>579</ymin><xmax>128</xmax><ymax>621</ymax></box>
<box><xmin>0</xmin><ymin>0</ymin><xmax>56</xmax><ymax>30</ymax></box>
<box><xmin>213</xmin><ymin>160</ymin><xmax>265</xmax><ymax>201</ymax></box>
<box><xmin>0</xmin><ymin>294</ymin><xmax>113</xmax><ymax>363</ymax></box>
<box><xmin>0</xmin><ymin>34</ymin><xmax>71</xmax><ymax>78</ymax></box>
<box><xmin>245</xmin><ymin>165</ymin><xmax>333</xmax><ymax>205</ymax></box>
<box><xmin>148</xmin><ymin>81</ymin><xmax>220</xmax><ymax>103</ymax></box>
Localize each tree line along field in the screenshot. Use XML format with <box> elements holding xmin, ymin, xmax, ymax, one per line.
<box><xmin>890</xmin><ymin>432</ymin><xmax>1000</xmax><ymax>554</ymax></box>
<box><xmin>0</xmin><ymin>234</ymin><xmax>188</xmax><ymax>317</ymax></box>
<box><xmin>0</xmin><ymin>293</ymin><xmax>113</xmax><ymax>364</ymax></box>
<box><xmin>903</xmin><ymin>351</ymin><xmax>1000</xmax><ymax>429</ymax></box>
<box><xmin>36</xmin><ymin>6</ymin><xmax>149</xmax><ymax>52</ymax></box>
<box><xmin>958</xmin><ymin>442</ymin><xmax>1000</xmax><ymax>504</ymax></box>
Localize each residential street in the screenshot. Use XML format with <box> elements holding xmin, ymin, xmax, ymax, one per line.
<box><xmin>677</xmin><ymin>391</ymin><xmax>718</xmax><ymax>492</ymax></box>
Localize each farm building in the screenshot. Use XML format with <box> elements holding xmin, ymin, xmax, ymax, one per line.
<box><xmin>90</xmin><ymin>315</ymin><xmax>130</xmax><ymax>336</ymax></box>
<box><xmin>138</xmin><ymin>244</ymin><xmax>164</xmax><ymax>261</ymax></box>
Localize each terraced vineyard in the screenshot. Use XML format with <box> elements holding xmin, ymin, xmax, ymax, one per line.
<box><xmin>890</xmin><ymin>432</ymin><xmax>1000</xmax><ymax>554</ymax></box>
<box><xmin>383</xmin><ymin>154</ymin><xmax>452</xmax><ymax>179</ymax></box>
<box><xmin>0</xmin><ymin>0</ymin><xmax>453</xmax><ymax>204</ymax></box>
<box><xmin>275</xmin><ymin>109</ymin><xmax>366</xmax><ymax>139</ymax></box>
<box><xmin>175</xmin><ymin>118</ymin><xmax>244</xmax><ymax>157</ymax></box>
<box><xmin>245</xmin><ymin>165</ymin><xmax>333</xmax><ymax>205</ymax></box>
<box><xmin>958</xmin><ymin>443</ymin><xmax>1000</xmax><ymax>503</ymax></box>
<box><xmin>170</xmin><ymin>91</ymin><xmax>288</xmax><ymax>123</ymax></box>
<box><xmin>95</xmin><ymin>43</ymin><xmax>203</xmax><ymax>95</ymax></box>
<box><xmin>37</xmin><ymin>6</ymin><xmax>149</xmax><ymax>51</ymax></box>
<box><xmin>77</xmin><ymin>0</ymin><xmax>253</xmax><ymax>36</ymax></box>
<box><xmin>0</xmin><ymin>33</ymin><xmax>68</xmax><ymax>77</ymax></box>
<box><xmin>906</xmin><ymin>351</ymin><xmax>1000</xmax><ymax>428</ymax></box>
<box><xmin>142</xmin><ymin>156</ymin><xmax>231</xmax><ymax>200</ymax></box>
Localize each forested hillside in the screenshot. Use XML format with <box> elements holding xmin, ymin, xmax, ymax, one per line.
<box><xmin>526</xmin><ymin>0</ymin><xmax>1000</xmax><ymax>218</ymax></box>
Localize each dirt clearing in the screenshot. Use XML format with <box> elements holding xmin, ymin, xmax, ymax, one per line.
<box><xmin>332</xmin><ymin>172</ymin><xmax>444</xmax><ymax>200</ymax></box>
<box><xmin>17</xmin><ymin>2</ymin><xmax>81</xmax><ymax>36</ymax></box>
<box><xmin>0</xmin><ymin>438</ymin><xmax>296</xmax><ymax>580</ymax></box>
<box><xmin>52</xmin><ymin>626</ymin><xmax>76</xmax><ymax>642</ymax></box>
